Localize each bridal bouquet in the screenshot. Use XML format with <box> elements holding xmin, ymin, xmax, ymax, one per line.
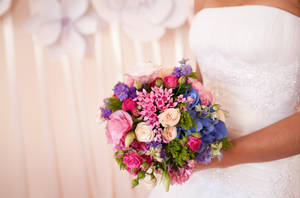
<box><xmin>98</xmin><ymin>59</ymin><xmax>232</xmax><ymax>191</ymax></box>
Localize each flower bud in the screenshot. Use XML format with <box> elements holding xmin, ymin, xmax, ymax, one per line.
<box><xmin>162</xmin><ymin>171</ymin><xmax>171</xmax><ymax>192</ymax></box>
<box><xmin>155</xmin><ymin>78</ymin><xmax>163</xmax><ymax>87</ymax></box>
<box><xmin>134</xmin><ymin>80</ymin><xmax>143</xmax><ymax>90</ymax></box>
<box><xmin>125</xmin><ymin>131</ymin><xmax>136</xmax><ymax>147</ymax></box>
<box><xmin>178</xmin><ymin>76</ymin><xmax>186</xmax><ymax>85</ymax></box>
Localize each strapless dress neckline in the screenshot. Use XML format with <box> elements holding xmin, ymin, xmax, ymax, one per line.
<box><xmin>199</xmin><ymin>5</ymin><xmax>300</xmax><ymax>19</ymax></box>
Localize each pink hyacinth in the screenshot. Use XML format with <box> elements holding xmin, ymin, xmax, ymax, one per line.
<box><xmin>168</xmin><ymin>160</ymin><xmax>196</xmax><ymax>185</ymax></box>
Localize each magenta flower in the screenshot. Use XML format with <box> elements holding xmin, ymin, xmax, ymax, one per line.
<box><xmin>187</xmin><ymin>136</ymin><xmax>202</xmax><ymax>152</ymax></box>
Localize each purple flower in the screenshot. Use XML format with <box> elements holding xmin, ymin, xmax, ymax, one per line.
<box><xmin>196</xmin><ymin>148</ymin><xmax>213</xmax><ymax>164</ymax></box>
<box><xmin>172</xmin><ymin>67</ymin><xmax>182</xmax><ymax>78</ymax></box>
<box><xmin>179</xmin><ymin>58</ymin><xmax>189</xmax><ymax>65</ymax></box>
<box><xmin>113</xmin><ymin>82</ymin><xmax>130</xmax><ymax>101</ymax></box>
<box><xmin>146</xmin><ymin>141</ymin><xmax>161</xmax><ymax>150</ymax></box>
<box><xmin>160</xmin><ymin>149</ymin><xmax>167</xmax><ymax>158</ymax></box>
<box><xmin>180</xmin><ymin>65</ymin><xmax>192</xmax><ymax>76</ymax></box>
<box><xmin>100</xmin><ymin>106</ymin><xmax>112</xmax><ymax>119</ymax></box>
<box><xmin>172</xmin><ymin>58</ymin><xmax>192</xmax><ymax>77</ymax></box>
<box><xmin>128</xmin><ymin>87</ymin><xmax>137</xmax><ymax>99</ymax></box>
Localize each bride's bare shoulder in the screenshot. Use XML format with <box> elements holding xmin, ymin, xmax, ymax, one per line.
<box><xmin>194</xmin><ymin>0</ymin><xmax>300</xmax><ymax>17</ymax></box>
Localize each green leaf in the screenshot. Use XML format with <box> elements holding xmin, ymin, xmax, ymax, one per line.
<box><xmin>106</xmin><ymin>97</ymin><xmax>122</xmax><ymax>112</ymax></box>
<box><xmin>137</xmin><ymin>171</ymin><xmax>146</xmax><ymax>179</ymax></box>
<box><xmin>114</xmin><ymin>150</ymin><xmax>125</xmax><ymax>157</ymax></box>
<box><xmin>219</xmin><ymin>137</ymin><xmax>232</xmax><ymax>149</ymax></box>
<box><xmin>120</xmin><ymin>163</ymin><xmax>126</xmax><ymax>170</ymax></box>
<box><xmin>174</xmin><ymin>83</ymin><xmax>191</xmax><ymax>96</ymax></box>
<box><xmin>186</xmin><ymin>72</ymin><xmax>199</xmax><ymax>79</ymax></box>
<box><xmin>115</xmin><ymin>157</ymin><xmax>123</xmax><ymax>165</ymax></box>
<box><xmin>132</xmin><ymin>179</ymin><xmax>139</xmax><ymax>188</ymax></box>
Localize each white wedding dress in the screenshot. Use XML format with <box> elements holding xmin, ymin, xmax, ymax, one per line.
<box><xmin>148</xmin><ymin>5</ymin><xmax>300</xmax><ymax>198</ymax></box>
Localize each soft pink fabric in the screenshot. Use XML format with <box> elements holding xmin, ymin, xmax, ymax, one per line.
<box><xmin>188</xmin><ymin>78</ymin><xmax>213</xmax><ymax>106</ymax></box>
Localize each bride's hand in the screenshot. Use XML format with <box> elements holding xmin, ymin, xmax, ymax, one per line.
<box><xmin>195</xmin><ymin>111</ymin><xmax>300</xmax><ymax>172</ymax></box>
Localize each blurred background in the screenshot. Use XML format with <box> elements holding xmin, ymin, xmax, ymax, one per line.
<box><xmin>0</xmin><ymin>0</ymin><xmax>198</xmax><ymax>197</ymax></box>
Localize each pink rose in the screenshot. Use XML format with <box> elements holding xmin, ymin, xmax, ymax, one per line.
<box><xmin>163</xmin><ymin>75</ymin><xmax>178</xmax><ymax>88</ymax></box>
<box><xmin>188</xmin><ymin>78</ymin><xmax>213</xmax><ymax>106</ymax></box>
<box><xmin>187</xmin><ymin>136</ymin><xmax>202</xmax><ymax>152</ymax></box>
<box><xmin>106</xmin><ymin>110</ymin><xmax>133</xmax><ymax>150</ymax></box>
<box><xmin>123</xmin><ymin>152</ymin><xmax>143</xmax><ymax>169</ymax></box>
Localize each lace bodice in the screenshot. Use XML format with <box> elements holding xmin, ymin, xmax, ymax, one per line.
<box><xmin>149</xmin><ymin>5</ymin><xmax>300</xmax><ymax>198</ymax></box>
<box><xmin>189</xmin><ymin>5</ymin><xmax>300</xmax><ymax>137</ymax></box>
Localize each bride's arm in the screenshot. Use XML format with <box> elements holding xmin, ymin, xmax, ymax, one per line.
<box><xmin>195</xmin><ymin>111</ymin><xmax>300</xmax><ymax>170</ymax></box>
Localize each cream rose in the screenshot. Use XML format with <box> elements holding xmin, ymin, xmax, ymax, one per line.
<box><xmin>162</xmin><ymin>127</ymin><xmax>177</xmax><ymax>142</ymax></box>
<box><xmin>158</xmin><ymin>108</ymin><xmax>181</xmax><ymax>127</ymax></box>
<box><xmin>135</xmin><ymin>122</ymin><xmax>154</xmax><ymax>142</ymax></box>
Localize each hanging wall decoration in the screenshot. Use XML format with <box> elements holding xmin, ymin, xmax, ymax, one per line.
<box><xmin>0</xmin><ymin>0</ymin><xmax>12</xmax><ymax>17</ymax></box>
<box><xmin>91</xmin><ymin>0</ymin><xmax>187</xmax><ymax>42</ymax></box>
<box><xmin>26</xmin><ymin>0</ymin><xmax>105</xmax><ymax>60</ymax></box>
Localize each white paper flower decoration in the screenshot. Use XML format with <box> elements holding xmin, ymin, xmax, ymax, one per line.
<box><xmin>91</xmin><ymin>0</ymin><xmax>187</xmax><ymax>42</ymax></box>
<box><xmin>0</xmin><ymin>0</ymin><xmax>12</xmax><ymax>16</ymax></box>
<box><xmin>26</xmin><ymin>0</ymin><xmax>105</xmax><ymax>60</ymax></box>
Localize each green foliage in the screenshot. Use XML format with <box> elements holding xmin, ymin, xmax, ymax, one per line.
<box><xmin>132</xmin><ymin>179</ymin><xmax>139</xmax><ymax>188</ymax></box>
<box><xmin>219</xmin><ymin>137</ymin><xmax>233</xmax><ymax>149</ymax></box>
<box><xmin>166</xmin><ymin>139</ymin><xmax>195</xmax><ymax>167</ymax></box>
<box><xmin>186</xmin><ymin>72</ymin><xmax>199</xmax><ymax>79</ymax></box>
<box><xmin>174</xmin><ymin>83</ymin><xmax>192</xmax><ymax>96</ymax></box>
<box><xmin>179</xmin><ymin>110</ymin><xmax>194</xmax><ymax>130</ymax></box>
<box><xmin>106</xmin><ymin>97</ymin><xmax>122</xmax><ymax>112</ymax></box>
<box><xmin>137</xmin><ymin>171</ymin><xmax>146</xmax><ymax>179</ymax></box>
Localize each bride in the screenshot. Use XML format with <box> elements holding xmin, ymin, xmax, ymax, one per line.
<box><xmin>148</xmin><ymin>0</ymin><xmax>300</xmax><ymax>197</ymax></box>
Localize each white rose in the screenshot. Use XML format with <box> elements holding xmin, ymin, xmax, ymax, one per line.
<box><xmin>158</xmin><ymin>108</ymin><xmax>181</xmax><ymax>127</ymax></box>
<box><xmin>142</xmin><ymin>175</ymin><xmax>157</xmax><ymax>189</ymax></box>
<box><xmin>162</xmin><ymin>127</ymin><xmax>177</xmax><ymax>142</ymax></box>
<box><xmin>135</xmin><ymin>122</ymin><xmax>154</xmax><ymax>142</ymax></box>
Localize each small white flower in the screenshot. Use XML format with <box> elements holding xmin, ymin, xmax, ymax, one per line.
<box><xmin>158</xmin><ymin>108</ymin><xmax>181</xmax><ymax>127</ymax></box>
<box><xmin>135</xmin><ymin>122</ymin><xmax>154</xmax><ymax>142</ymax></box>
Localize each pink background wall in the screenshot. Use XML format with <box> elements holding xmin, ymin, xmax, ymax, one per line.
<box><xmin>0</xmin><ymin>0</ymin><xmax>196</xmax><ymax>197</ymax></box>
